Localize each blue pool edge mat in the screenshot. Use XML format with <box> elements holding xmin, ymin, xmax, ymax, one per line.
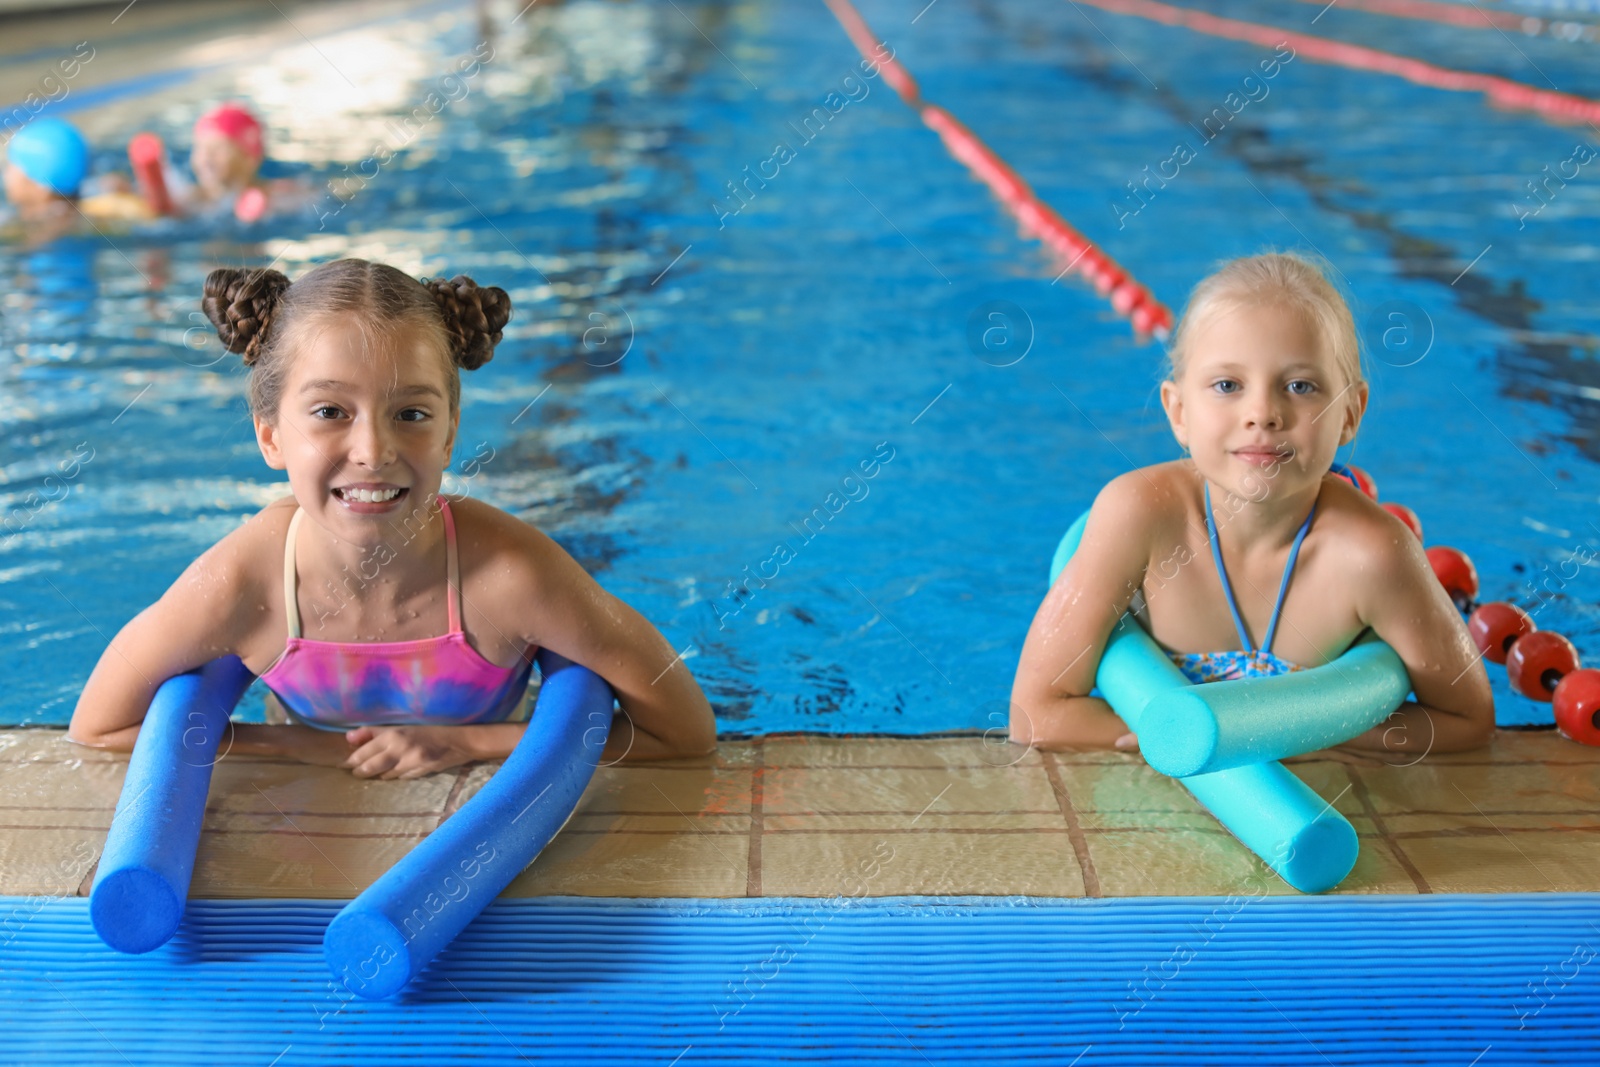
<box><xmin>323</xmin><ymin>648</ymin><xmax>614</xmax><ymax>999</ymax></box>
<box><xmin>1050</xmin><ymin>509</ymin><xmax>1394</xmax><ymax>893</ymax></box>
<box><xmin>89</xmin><ymin>654</ymin><xmax>255</xmax><ymax>954</ymax></box>
<box><xmin>9</xmin><ymin>894</ymin><xmax>1600</xmax><ymax>1066</ymax></box>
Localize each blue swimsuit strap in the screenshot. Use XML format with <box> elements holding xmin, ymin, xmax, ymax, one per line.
<box><xmin>1203</xmin><ymin>480</ymin><xmax>1318</xmax><ymax>655</ymax></box>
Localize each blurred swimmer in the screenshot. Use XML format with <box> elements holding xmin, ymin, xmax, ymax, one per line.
<box><xmin>3</xmin><ymin>117</ymin><xmax>88</xmax><ymax>215</ymax></box>
<box><xmin>2</xmin><ymin>118</ymin><xmax>149</xmax><ymax>241</ymax></box>
<box><xmin>129</xmin><ymin>103</ymin><xmax>313</xmax><ymax>221</ymax></box>
<box><xmin>188</xmin><ymin>103</ymin><xmax>269</xmax><ymax>219</ymax></box>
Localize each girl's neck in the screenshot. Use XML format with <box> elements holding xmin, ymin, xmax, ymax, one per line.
<box><xmin>297</xmin><ymin>496</ymin><xmax>448</xmax><ymax>613</ymax></box>
<box><xmin>1203</xmin><ymin>473</ymin><xmax>1321</xmax><ymax>555</ymax></box>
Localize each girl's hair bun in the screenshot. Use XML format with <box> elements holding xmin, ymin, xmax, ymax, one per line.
<box><xmin>201</xmin><ymin>267</ymin><xmax>292</xmax><ymax>366</ymax></box>
<box><xmin>426</xmin><ymin>274</ymin><xmax>511</xmax><ymax>371</ymax></box>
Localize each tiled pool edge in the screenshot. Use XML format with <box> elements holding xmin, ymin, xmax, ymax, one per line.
<box><xmin>4</xmin><ymin>727</ymin><xmax>1598</xmax><ymax>899</ymax></box>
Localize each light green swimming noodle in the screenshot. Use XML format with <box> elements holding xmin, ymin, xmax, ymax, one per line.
<box><xmin>1047</xmin><ymin>508</ymin><xmax>1412</xmax><ymax>893</ymax></box>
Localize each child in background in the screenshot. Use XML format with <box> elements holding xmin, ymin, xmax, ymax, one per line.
<box><xmin>3</xmin><ymin>117</ymin><xmax>89</xmax><ymax>219</ymax></box>
<box><xmin>129</xmin><ymin>103</ymin><xmax>310</xmax><ymax>221</ymax></box>
<box><xmin>1010</xmin><ymin>252</ymin><xmax>1493</xmax><ymax>759</ymax></box>
<box><xmin>190</xmin><ymin>103</ymin><xmax>264</xmax><ymax>206</ymax></box>
<box><xmin>2</xmin><ymin>118</ymin><xmax>148</xmax><ymax>238</ymax></box>
<box><xmin>182</xmin><ymin>103</ymin><xmax>273</xmax><ymax>220</ymax></box>
<box><xmin>68</xmin><ymin>258</ymin><xmax>716</xmax><ymax>776</ymax></box>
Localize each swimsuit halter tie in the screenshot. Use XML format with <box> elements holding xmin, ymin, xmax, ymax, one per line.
<box><xmin>1203</xmin><ymin>481</ymin><xmax>1318</xmax><ymax>656</ymax></box>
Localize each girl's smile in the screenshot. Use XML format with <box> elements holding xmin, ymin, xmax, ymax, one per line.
<box><xmin>332</xmin><ymin>483</ymin><xmax>411</xmax><ymax>512</ymax></box>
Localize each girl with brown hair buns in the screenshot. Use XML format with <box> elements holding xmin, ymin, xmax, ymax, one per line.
<box><xmin>68</xmin><ymin>258</ymin><xmax>715</xmax><ymax>776</ymax></box>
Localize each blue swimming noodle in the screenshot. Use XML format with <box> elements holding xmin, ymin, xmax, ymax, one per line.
<box><xmin>90</xmin><ymin>655</ymin><xmax>255</xmax><ymax>954</ymax></box>
<box><xmin>323</xmin><ymin>649</ymin><xmax>614</xmax><ymax>999</ymax></box>
<box><xmin>1050</xmin><ymin>509</ymin><xmax>1410</xmax><ymax>893</ymax></box>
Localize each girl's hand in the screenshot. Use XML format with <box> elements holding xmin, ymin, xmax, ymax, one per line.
<box><xmin>1114</xmin><ymin>732</ymin><xmax>1141</xmax><ymax>753</ymax></box>
<box><xmin>343</xmin><ymin>725</ymin><xmax>475</xmax><ymax>779</ymax></box>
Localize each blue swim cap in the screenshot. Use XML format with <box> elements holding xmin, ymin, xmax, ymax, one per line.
<box><xmin>7</xmin><ymin>118</ymin><xmax>89</xmax><ymax>197</ymax></box>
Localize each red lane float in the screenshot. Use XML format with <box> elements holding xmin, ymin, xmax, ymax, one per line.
<box><xmin>1418</xmin><ymin>546</ymin><xmax>1589</xmax><ymax>735</ymax></box>
<box><xmin>1468</xmin><ymin>602</ymin><xmax>1536</xmax><ymax>665</ymax></box>
<box><xmin>1507</xmin><ymin>631</ymin><xmax>1581</xmax><ymax>702</ymax></box>
<box><xmin>1554</xmin><ymin>670</ymin><xmax>1600</xmax><ymax>745</ymax></box>
<box><xmin>1425</xmin><ymin>545</ymin><xmax>1479</xmax><ymax>610</ymax></box>
<box><xmin>1070</xmin><ymin>0</ymin><xmax>1600</xmax><ymax>129</ymax></box>
<box><xmin>822</xmin><ymin>0</ymin><xmax>1173</xmax><ymax>341</ymax></box>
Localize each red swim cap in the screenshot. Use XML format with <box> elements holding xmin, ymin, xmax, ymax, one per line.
<box><xmin>194</xmin><ymin>104</ymin><xmax>264</xmax><ymax>159</ymax></box>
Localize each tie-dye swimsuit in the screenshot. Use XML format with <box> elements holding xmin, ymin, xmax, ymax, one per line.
<box><xmin>1165</xmin><ymin>480</ymin><xmax>1318</xmax><ymax>685</ymax></box>
<box><xmin>259</xmin><ymin>497</ymin><xmax>536</xmax><ymax>731</ymax></box>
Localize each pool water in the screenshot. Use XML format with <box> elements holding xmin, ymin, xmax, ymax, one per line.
<box><xmin>1</xmin><ymin>0</ymin><xmax>1596</xmax><ymax>732</ymax></box>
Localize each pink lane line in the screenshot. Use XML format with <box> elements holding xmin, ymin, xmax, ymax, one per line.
<box><xmin>823</xmin><ymin>0</ymin><xmax>922</xmax><ymax>104</ymax></box>
<box><xmin>821</xmin><ymin>0</ymin><xmax>1174</xmax><ymax>339</ymax></box>
<box><xmin>1294</xmin><ymin>0</ymin><xmax>1525</xmax><ymax>32</ymax></box>
<box><xmin>1074</xmin><ymin>0</ymin><xmax>1600</xmax><ymax>127</ymax></box>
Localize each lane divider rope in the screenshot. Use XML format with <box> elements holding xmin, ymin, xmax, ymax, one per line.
<box><xmin>1071</xmin><ymin>0</ymin><xmax>1600</xmax><ymax>127</ymax></box>
<box><xmin>1292</xmin><ymin>0</ymin><xmax>1523</xmax><ymax>31</ymax></box>
<box><xmin>1286</xmin><ymin>0</ymin><xmax>1600</xmax><ymax>42</ymax></box>
<box><xmin>821</xmin><ymin>0</ymin><xmax>1175</xmax><ymax>340</ymax></box>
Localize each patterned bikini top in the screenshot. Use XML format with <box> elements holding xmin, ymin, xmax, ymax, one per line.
<box><xmin>258</xmin><ymin>497</ymin><xmax>536</xmax><ymax>731</ymax></box>
<box><xmin>1166</xmin><ymin>480</ymin><xmax>1318</xmax><ymax>686</ymax></box>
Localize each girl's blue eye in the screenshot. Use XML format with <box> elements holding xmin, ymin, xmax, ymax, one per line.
<box><xmin>1212</xmin><ymin>380</ymin><xmax>1239</xmax><ymax>395</ymax></box>
<box><xmin>1288</xmin><ymin>380</ymin><xmax>1317</xmax><ymax>396</ymax></box>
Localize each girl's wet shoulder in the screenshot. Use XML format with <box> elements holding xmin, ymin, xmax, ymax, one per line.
<box><xmin>1107</xmin><ymin>460</ymin><xmax>1198</xmax><ymax>527</ymax></box>
<box><xmin>445</xmin><ymin>495</ymin><xmax>555</xmax><ymax>568</ymax></box>
<box><xmin>445</xmin><ymin>496</ymin><xmax>568</xmax><ymax>653</ymax></box>
<box><xmin>233</xmin><ymin>494</ymin><xmax>298</xmax><ymax>551</ymax></box>
<box><xmin>447</xmin><ymin>493</ymin><xmax>528</xmax><ymax>535</ymax></box>
<box><xmin>1101</xmin><ymin>460</ymin><xmax>1192</xmax><ymax>502</ymax></box>
<box><xmin>199</xmin><ymin>496</ymin><xmax>298</xmax><ymax>590</ymax></box>
<box><xmin>1317</xmin><ymin>475</ymin><xmax>1413</xmax><ymax>563</ymax></box>
<box><xmin>156</xmin><ymin>495</ymin><xmax>294</xmax><ymax>648</ymax></box>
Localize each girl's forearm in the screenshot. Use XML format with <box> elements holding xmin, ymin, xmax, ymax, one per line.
<box><xmin>1336</xmin><ymin>701</ymin><xmax>1493</xmax><ymax>757</ymax></box>
<box><xmin>598</xmin><ymin>703</ymin><xmax>718</xmax><ymax>761</ymax></box>
<box><xmin>458</xmin><ymin>709</ymin><xmax>711</xmax><ymax>764</ymax></box>
<box><xmin>615</xmin><ymin>663</ymin><xmax>718</xmax><ymax>759</ymax></box>
<box><xmin>1009</xmin><ymin>692</ymin><xmax>1133</xmax><ymax>751</ymax></box>
<box><xmin>66</xmin><ymin>721</ymin><xmax>302</xmax><ymax>757</ymax></box>
<box><xmin>64</xmin><ymin>722</ymin><xmax>141</xmax><ymax>753</ymax></box>
<box><xmin>459</xmin><ymin>722</ymin><xmax>528</xmax><ymax>762</ymax></box>
<box><xmin>69</xmin><ymin>721</ymin><xmax>349</xmax><ymax>764</ymax></box>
